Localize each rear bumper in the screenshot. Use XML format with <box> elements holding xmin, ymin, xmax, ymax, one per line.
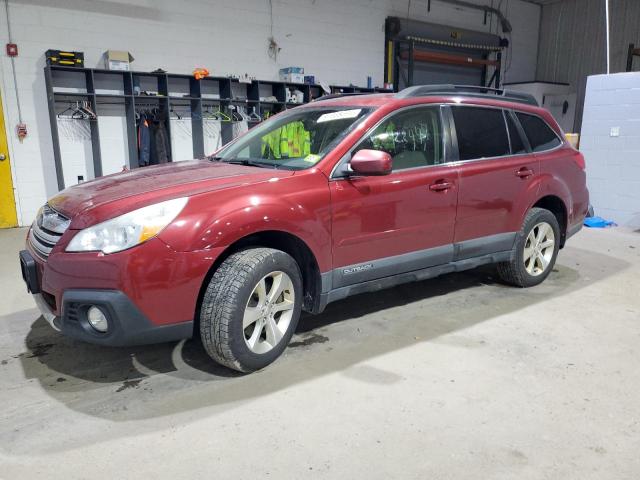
<box><xmin>566</xmin><ymin>219</ymin><xmax>583</xmax><ymax>240</ymax></box>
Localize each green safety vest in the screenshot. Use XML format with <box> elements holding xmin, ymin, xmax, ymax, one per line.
<box><xmin>261</xmin><ymin>122</ymin><xmax>310</xmax><ymax>159</ymax></box>
<box><xmin>372</xmin><ymin>122</ymin><xmax>396</xmax><ymax>152</ymax></box>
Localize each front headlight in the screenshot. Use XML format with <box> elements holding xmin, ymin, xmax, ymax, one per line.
<box><xmin>66</xmin><ymin>197</ymin><xmax>188</xmax><ymax>254</ymax></box>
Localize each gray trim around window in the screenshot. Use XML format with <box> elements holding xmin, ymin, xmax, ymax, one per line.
<box><xmin>444</xmin><ymin>103</ymin><xmax>565</xmax><ymax>165</ymax></box>
<box><xmin>330</xmin><ymin>104</ymin><xmax>450</xmax><ymax>179</ymax></box>
<box><xmin>330</xmin><ymin>102</ymin><xmax>565</xmax><ymax>178</ymax></box>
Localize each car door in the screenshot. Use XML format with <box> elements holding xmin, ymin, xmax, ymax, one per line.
<box><xmin>449</xmin><ymin>105</ymin><xmax>540</xmax><ymax>259</ymax></box>
<box><xmin>329</xmin><ymin>105</ymin><xmax>459</xmax><ymax>288</ymax></box>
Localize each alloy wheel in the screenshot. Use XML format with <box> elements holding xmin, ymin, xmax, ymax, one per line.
<box><xmin>523</xmin><ymin>221</ymin><xmax>555</xmax><ymax>276</ymax></box>
<box><xmin>243</xmin><ymin>271</ymin><xmax>295</xmax><ymax>354</ymax></box>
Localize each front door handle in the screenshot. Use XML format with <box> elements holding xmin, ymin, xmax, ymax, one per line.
<box><xmin>515</xmin><ymin>167</ymin><xmax>534</xmax><ymax>178</ymax></box>
<box><xmin>0</xmin><ymin>153</ymin><xmax>6</xmax><ymax>161</ymax></box>
<box><xmin>429</xmin><ymin>180</ymin><xmax>453</xmax><ymax>192</ymax></box>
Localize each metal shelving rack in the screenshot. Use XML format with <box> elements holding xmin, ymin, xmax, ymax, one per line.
<box><xmin>44</xmin><ymin>65</ymin><xmax>391</xmax><ymax>190</ymax></box>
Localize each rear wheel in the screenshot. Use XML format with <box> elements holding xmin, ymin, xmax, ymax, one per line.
<box><xmin>497</xmin><ymin>207</ymin><xmax>560</xmax><ymax>287</ymax></box>
<box><xmin>199</xmin><ymin>248</ymin><xmax>302</xmax><ymax>372</ymax></box>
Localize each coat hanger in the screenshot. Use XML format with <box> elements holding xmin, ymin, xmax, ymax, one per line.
<box><xmin>249</xmin><ymin>106</ymin><xmax>262</xmax><ymax>122</ymax></box>
<box><xmin>58</xmin><ymin>101</ymin><xmax>96</xmax><ymax>120</ymax></box>
<box><xmin>170</xmin><ymin>107</ymin><xmax>182</xmax><ymax>120</ymax></box>
<box><xmin>212</xmin><ymin>105</ymin><xmax>231</xmax><ymax>122</ymax></box>
<box><xmin>228</xmin><ymin>105</ymin><xmax>243</xmax><ymax>122</ymax></box>
<box><xmin>202</xmin><ymin>104</ymin><xmax>216</xmax><ymax>119</ymax></box>
<box><xmin>79</xmin><ymin>101</ymin><xmax>96</xmax><ymax>119</ymax></box>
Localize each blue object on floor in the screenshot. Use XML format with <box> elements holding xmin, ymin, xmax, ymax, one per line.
<box><xmin>584</xmin><ymin>216</ymin><xmax>616</xmax><ymax>228</ymax></box>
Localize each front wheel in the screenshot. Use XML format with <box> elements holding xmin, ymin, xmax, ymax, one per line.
<box><xmin>497</xmin><ymin>207</ymin><xmax>560</xmax><ymax>287</ymax></box>
<box><xmin>199</xmin><ymin>248</ymin><xmax>303</xmax><ymax>372</ymax></box>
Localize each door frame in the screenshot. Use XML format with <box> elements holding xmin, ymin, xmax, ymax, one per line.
<box><xmin>0</xmin><ymin>89</ymin><xmax>18</xmax><ymax>228</ymax></box>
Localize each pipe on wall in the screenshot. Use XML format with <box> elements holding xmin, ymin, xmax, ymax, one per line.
<box><xmin>437</xmin><ymin>0</ymin><xmax>513</xmax><ymax>32</ymax></box>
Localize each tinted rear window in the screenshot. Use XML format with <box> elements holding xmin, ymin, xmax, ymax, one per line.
<box><xmin>452</xmin><ymin>107</ymin><xmax>510</xmax><ymax>160</ymax></box>
<box><xmin>516</xmin><ymin>113</ymin><xmax>562</xmax><ymax>152</ymax></box>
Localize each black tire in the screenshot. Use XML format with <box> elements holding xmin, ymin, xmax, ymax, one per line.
<box><xmin>199</xmin><ymin>248</ymin><xmax>303</xmax><ymax>372</ymax></box>
<box><xmin>497</xmin><ymin>207</ymin><xmax>560</xmax><ymax>287</ymax></box>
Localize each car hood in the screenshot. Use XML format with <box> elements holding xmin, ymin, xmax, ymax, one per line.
<box><xmin>48</xmin><ymin>160</ymin><xmax>293</xmax><ymax>229</ymax></box>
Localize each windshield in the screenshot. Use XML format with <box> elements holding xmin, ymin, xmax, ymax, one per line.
<box><xmin>212</xmin><ymin>106</ymin><xmax>372</xmax><ymax>170</ymax></box>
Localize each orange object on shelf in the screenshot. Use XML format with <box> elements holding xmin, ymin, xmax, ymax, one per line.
<box><xmin>193</xmin><ymin>68</ymin><xmax>209</xmax><ymax>80</ymax></box>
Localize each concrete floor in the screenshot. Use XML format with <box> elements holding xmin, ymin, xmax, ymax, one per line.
<box><xmin>1</xmin><ymin>226</ymin><xmax>639</xmax><ymax>479</ymax></box>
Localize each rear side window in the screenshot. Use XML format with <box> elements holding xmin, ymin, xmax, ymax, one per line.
<box><xmin>451</xmin><ymin>107</ymin><xmax>510</xmax><ymax>160</ymax></box>
<box><xmin>516</xmin><ymin>113</ymin><xmax>562</xmax><ymax>152</ymax></box>
<box><xmin>506</xmin><ymin>113</ymin><xmax>527</xmax><ymax>154</ymax></box>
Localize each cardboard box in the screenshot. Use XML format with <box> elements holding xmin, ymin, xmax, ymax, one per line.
<box><xmin>103</xmin><ymin>50</ymin><xmax>134</xmax><ymax>71</ymax></box>
<box><xmin>279</xmin><ymin>66</ymin><xmax>304</xmax><ymax>75</ymax></box>
<box><xmin>565</xmin><ymin>133</ymin><xmax>580</xmax><ymax>149</ymax></box>
<box><xmin>279</xmin><ymin>72</ymin><xmax>305</xmax><ymax>83</ymax></box>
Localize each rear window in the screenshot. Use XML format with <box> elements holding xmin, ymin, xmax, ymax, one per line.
<box><xmin>516</xmin><ymin>113</ymin><xmax>562</xmax><ymax>152</ymax></box>
<box><xmin>451</xmin><ymin>107</ymin><xmax>510</xmax><ymax>160</ymax></box>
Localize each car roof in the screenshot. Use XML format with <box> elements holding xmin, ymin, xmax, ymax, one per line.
<box><xmin>306</xmin><ymin>91</ymin><xmax>550</xmax><ymax>117</ymax></box>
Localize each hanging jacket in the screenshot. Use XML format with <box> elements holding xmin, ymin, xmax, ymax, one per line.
<box><xmin>138</xmin><ymin>115</ymin><xmax>151</xmax><ymax>166</ymax></box>
<box><xmin>154</xmin><ymin>121</ymin><xmax>170</xmax><ymax>164</ymax></box>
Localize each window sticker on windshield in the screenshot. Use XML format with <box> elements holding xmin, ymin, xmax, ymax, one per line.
<box><xmin>303</xmin><ymin>154</ymin><xmax>321</xmax><ymax>163</ymax></box>
<box><xmin>317</xmin><ymin>109</ymin><xmax>362</xmax><ymax>123</ymax></box>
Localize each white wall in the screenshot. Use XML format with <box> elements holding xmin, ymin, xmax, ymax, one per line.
<box><xmin>580</xmin><ymin>72</ymin><xmax>640</xmax><ymax>228</ymax></box>
<box><xmin>0</xmin><ymin>0</ymin><xmax>540</xmax><ymax>226</ymax></box>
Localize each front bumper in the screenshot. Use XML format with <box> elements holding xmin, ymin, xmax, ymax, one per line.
<box><xmin>21</xmin><ymin>230</ymin><xmax>221</xmax><ymax>324</ymax></box>
<box><xmin>20</xmin><ymin>249</ymin><xmax>193</xmax><ymax>346</ymax></box>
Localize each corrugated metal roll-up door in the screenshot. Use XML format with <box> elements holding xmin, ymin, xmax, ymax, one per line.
<box><xmin>385</xmin><ymin>17</ymin><xmax>506</xmax><ymax>90</ymax></box>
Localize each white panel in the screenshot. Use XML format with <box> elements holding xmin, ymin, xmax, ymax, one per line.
<box><xmin>203</xmin><ymin>120</ymin><xmax>223</xmax><ymax>156</ymax></box>
<box><xmin>170</xmin><ymin>118</ymin><xmax>194</xmax><ymax>161</ymax></box>
<box><xmin>56</xmin><ymin>118</ymin><xmax>92</xmax><ymax>187</ymax></box>
<box><xmin>97</xmin><ymin>103</ymin><xmax>130</xmax><ymax>175</ymax></box>
<box><xmin>581</xmin><ymin>72</ymin><xmax>640</xmax><ymax>228</ymax></box>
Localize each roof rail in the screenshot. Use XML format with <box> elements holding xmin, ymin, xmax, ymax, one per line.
<box><xmin>316</xmin><ymin>92</ymin><xmax>369</xmax><ymax>101</ymax></box>
<box><xmin>395</xmin><ymin>84</ymin><xmax>538</xmax><ymax>106</ymax></box>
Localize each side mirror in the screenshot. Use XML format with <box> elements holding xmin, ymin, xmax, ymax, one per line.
<box><xmin>350</xmin><ymin>149</ymin><xmax>392</xmax><ymax>176</ymax></box>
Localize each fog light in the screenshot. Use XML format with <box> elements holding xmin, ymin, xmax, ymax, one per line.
<box><xmin>87</xmin><ymin>306</ymin><xmax>108</xmax><ymax>332</ymax></box>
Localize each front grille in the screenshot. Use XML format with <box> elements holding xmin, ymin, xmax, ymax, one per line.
<box><xmin>29</xmin><ymin>204</ymin><xmax>70</xmax><ymax>259</ymax></box>
<box><xmin>65</xmin><ymin>302</ymin><xmax>80</xmax><ymax>323</ymax></box>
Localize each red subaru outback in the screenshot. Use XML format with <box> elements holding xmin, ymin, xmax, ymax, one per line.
<box><xmin>20</xmin><ymin>85</ymin><xmax>588</xmax><ymax>372</ymax></box>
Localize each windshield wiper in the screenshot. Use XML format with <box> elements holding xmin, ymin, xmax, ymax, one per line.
<box><xmin>225</xmin><ymin>159</ymin><xmax>278</xmax><ymax>169</ymax></box>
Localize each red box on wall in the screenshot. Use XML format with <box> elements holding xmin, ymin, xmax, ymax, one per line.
<box><xmin>6</xmin><ymin>43</ymin><xmax>18</xmax><ymax>57</ymax></box>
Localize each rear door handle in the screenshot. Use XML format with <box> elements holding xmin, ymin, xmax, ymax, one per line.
<box><xmin>429</xmin><ymin>180</ymin><xmax>453</xmax><ymax>192</ymax></box>
<box><xmin>515</xmin><ymin>167</ymin><xmax>534</xmax><ymax>178</ymax></box>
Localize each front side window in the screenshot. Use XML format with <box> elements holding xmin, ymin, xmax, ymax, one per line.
<box><xmin>451</xmin><ymin>106</ymin><xmax>510</xmax><ymax>160</ymax></box>
<box><xmin>214</xmin><ymin>107</ymin><xmax>372</xmax><ymax>170</ymax></box>
<box><xmin>516</xmin><ymin>112</ymin><xmax>562</xmax><ymax>152</ymax></box>
<box><xmin>356</xmin><ymin>107</ymin><xmax>444</xmax><ymax>170</ymax></box>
